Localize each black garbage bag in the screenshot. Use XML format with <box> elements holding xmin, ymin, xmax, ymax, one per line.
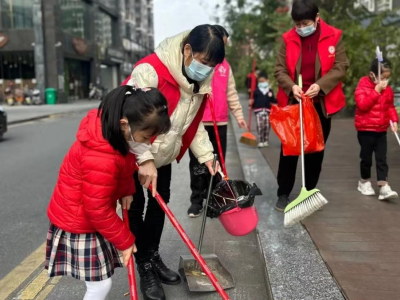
<box><xmin>206</xmin><ymin>177</ymin><xmax>262</xmax><ymax>218</ymax></box>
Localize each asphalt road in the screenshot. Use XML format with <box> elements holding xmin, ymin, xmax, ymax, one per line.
<box><xmin>0</xmin><ymin>112</ymin><xmax>85</xmax><ymax>280</ymax></box>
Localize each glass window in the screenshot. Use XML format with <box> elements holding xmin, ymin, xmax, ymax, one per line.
<box><xmin>59</xmin><ymin>0</ymin><xmax>90</xmax><ymax>39</ymax></box>
<box><xmin>0</xmin><ymin>51</ymin><xmax>35</xmax><ymax>79</ymax></box>
<box><xmin>0</xmin><ymin>0</ymin><xmax>33</xmax><ymax>29</ymax></box>
<box><xmin>95</xmin><ymin>10</ymin><xmax>113</xmax><ymax>47</ymax></box>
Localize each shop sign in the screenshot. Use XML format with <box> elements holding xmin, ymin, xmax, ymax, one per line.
<box><xmin>72</xmin><ymin>37</ymin><xmax>88</xmax><ymax>55</ymax></box>
<box><xmin>0</xmin><ymin>33</ymin><xmax>9</xmax><ymax>48</ymax></box>
<box><xmin>107</xmin><ymin>48</ymin><xmax>124</xmax><ymax>60</ymax></box>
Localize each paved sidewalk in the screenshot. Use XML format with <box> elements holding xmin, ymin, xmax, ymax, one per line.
<box><xmin>36</xmin><ymin>121</ymin><xmax>270</xmax><ymax>300</ymax></box>
<box><xmin>260</xmin><ymin>108</ymin><xmax>400</xmax><ymax>299</ymax></box>
<box><xmin>232</xmin><ymin>96</ymin><xmax>344</xmax><ymax>300</ymax></box>
<box><xmin>3</xmin><ymin>100</ymin><xmax>100</xmax><ymax>125</ymax></box>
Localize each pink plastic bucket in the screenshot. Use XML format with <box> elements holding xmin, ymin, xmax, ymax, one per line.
<box><xmin>218</xmin><ymin>205</ymin><xmax>259</xmax><ymax>236</ymax></box>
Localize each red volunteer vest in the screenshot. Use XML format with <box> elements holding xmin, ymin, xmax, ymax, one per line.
<box><xmin>121</xmin><ymin>53</ymin><xmax>208</xmax><ymax>162</ymax></box>
<box><xmin>276</xmin><ymin>19</ymin><xmax>346</xmax><ymax>115</ymax></box>
<box><xmin>203</xmin><ymin>59</ymin><xmax>230</xmax><ymax>122</ymax></box>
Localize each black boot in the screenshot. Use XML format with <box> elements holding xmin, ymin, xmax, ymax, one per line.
<box><xmin>137</xmin><ymin>262</ymin><xmax>165</xmax><ymax>300</ymax></box>
<box><xmin>149</xmin><ymin>250</ymin><xmax>181</xmax><ymax>285</ymax></box>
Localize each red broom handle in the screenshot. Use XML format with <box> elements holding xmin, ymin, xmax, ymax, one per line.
<box><xmin>149</xmin><ymin>184</ymin><xmax>230</xmax><ymax>300</ymax></box>
<box><xmin>208</xmin><ymin>95</ymin><xmax>228</xmax><ymax>179</ymax></box>
<box><xmin>123</xmin><ymin>209</ymin><xmax>138</xmax><ymax>300</ymax></box>
<box><xmin>248</xmin><ymin>58</ymin><xmax>257</xmax><ymax>132</ymax></box>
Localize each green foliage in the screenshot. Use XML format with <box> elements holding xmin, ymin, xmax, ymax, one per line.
<box><xmin>223</xmin><ymin>0</ymin><xmax>400</xmax><ymax>106</ymax></box>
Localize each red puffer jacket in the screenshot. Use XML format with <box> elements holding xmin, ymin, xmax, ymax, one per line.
<box><xmin>355</xmin><ymin>76</ymin><xmax>399</xmax><ymax>132</ymax></box>
<box><xmin>47</xmin><ymin>109</ymin><xmax>137</xmax><ymax>251</ymax></box>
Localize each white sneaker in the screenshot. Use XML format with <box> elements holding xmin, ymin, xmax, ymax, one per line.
<box><xmin>358</xmin><ymin>181</ymin><xmax>376</xmax><ymax>196</ymax></box>
<box><xmin>264</xmin><ymin>141</ymin><xmax>269</xmax><ymax>147</ymax></box>
<box><xmin>379</xmin><ymin>184</ymin><xmax>398</xmax><ymax>200</ymax></box>
<box><xmin>258</xmin><ymin>142</ymin><xmax>264</xmax><ymax>148</ymax></box>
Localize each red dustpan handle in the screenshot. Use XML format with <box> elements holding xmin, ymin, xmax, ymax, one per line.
<box><xmin>149</xmin><ymin>184</ymin><xmax>230</xmax><ymax>300</ymax></box>
<box><xmin>123</xmin><ymin>209</ymin><xmax>139</xmax><ymax>300</ymax></box>
<box><xmin>208</xmin><ymin>95</ymin><xmax>228</xmax><ymax>179</ymax></box>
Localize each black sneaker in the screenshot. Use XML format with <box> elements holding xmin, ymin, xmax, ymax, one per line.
<box><xmin>187</xmin><ymin>204</ymin><xmax>202</xmax><ymax>218</ymax></box>
<box><xmin>275</xmin><ymin>195</ymin><xmax>289</xmax><ymax>212</ymax></box>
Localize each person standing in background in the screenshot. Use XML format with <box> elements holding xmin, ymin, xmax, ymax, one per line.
<box><xmin>249</xmin><ymin>72</ymin><xmax>277</xmax><ymax>148</ymax></box>
<box><xmin>187</xmin><ymin>25</ymin><xmax>247</xmax><ymax>218</ymax></box>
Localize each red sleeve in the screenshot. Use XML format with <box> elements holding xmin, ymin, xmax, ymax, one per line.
<box><xmin>355</xmin><ymin>83</ymin><xmax>380</xmax><ymax>112</ymax></box>
<box><xmin>82</xmin><ymin>154</ymin><xmax>135</xmax><ymax>251</ymax></box>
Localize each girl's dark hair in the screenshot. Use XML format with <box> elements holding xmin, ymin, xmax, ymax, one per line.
<box><xmin>98</xmin><ymin>86</ymin><xmax>171</xmax><ymax>156</ymax></box>
<box><xmin>213</xmin><ymin>25</ymin><xmax>229</xmax><ymax>38</ymax></box>
<box><xmin>291</xmin><ymin>0</ymin><xmax>319</xmax><ymax>21</ymax></box>
<box><xmin>370</xmin><ymin>58</ymin><xmax>392</xmax><ymax>75</ymax></box>
<box><xmin>182</xmin><ymin>24</ymin><xmax>225</xmax><ymax>65</ymax></box>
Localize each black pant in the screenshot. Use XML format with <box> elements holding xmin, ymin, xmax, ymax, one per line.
<box><xmin>189</xmin><ymin>125</ymin><xmax>227</xmax><ymax>206</ymax></box>
<box><xmin>128</xmin><ymin>164</ymin><xmax>172</xmax><ymax>263</ymax></box>
<box><xmin>357</xmin><ymin>131</ymin><xmax>388</xmax><ymax>183</ymax></box>
<box><xmin>277</xmin><ymin>103</ymin><xmax>331</xmax><ymax>197</ymax></box>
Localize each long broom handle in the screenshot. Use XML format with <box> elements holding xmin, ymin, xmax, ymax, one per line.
<box><xmin>248</xmin><ymin>58</ymin><xmax>257</xmax><ymax>132</ymax></box>
<box><xmin>390</xmin><ymin>120</ymin><xmax>400</xmax><ymax>145</ymax></box>
<box><xmin>197</xmin><ymin>155</ymin><xmax>217</xmax><ymax>254</ymax></box>
<box><xmin>148</xmin><ymin>184</ymin><xmax>230</xmax><ymax>300</ymax></box>
<box><xmin>122</xmin><ymin>209</ymin><xmax>138</xmax><ymax>300</ymax></box>
<box><xmin>298</xmin><ymin>75</ymin><xmax>306</xmax><ymax>188</ymax></box>
<box><xmin>208</xmin><ymin>95</ymin><xmax>228</xmax><ymax>178</ymax></box>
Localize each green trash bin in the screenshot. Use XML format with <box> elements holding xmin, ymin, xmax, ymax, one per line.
<box><xmin>45</xmin><ymin>88</ymin><xmax>57</xmax><ymax>105</ymax></box>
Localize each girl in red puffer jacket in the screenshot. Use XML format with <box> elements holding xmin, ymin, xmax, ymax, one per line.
<box><xmin>355</xmin><ymin>58</ymin><xmax>399</xmax><ymax>201</ymax></box>
<box><xmin>45</xmin><ymin>86</ymin><xmax>170</xmax><ymax>300</ymax></box>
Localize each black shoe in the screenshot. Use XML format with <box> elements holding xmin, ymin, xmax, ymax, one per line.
<box><xmin>187</xmin><ymin>204</ymin><xmax>202</xmax><ymax>218</ymax></box>
<box><xmin>275</xmin><ymin>195</ymin><xmax>289</xmax><ymax>212</ymax></box>
<box><xmin>150</xmin><ymin>250</ymin><xmax>181</xmax><ymax>285</ymax></box>
<box><xmin>138</xmin><ymin>262</ymin><xmax>165</xmax><ymax>300</ymax></box>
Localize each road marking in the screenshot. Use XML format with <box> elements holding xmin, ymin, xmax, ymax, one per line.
<box><xmin>0</xmin><ymin>242</ymin><xmax>46</xmax><ymax>300</ymax></box>
<box><xmin>34</xmin><ymin>277</ymin><xmax>60</xmax><ymax>300</ymax></box>
<box><xmin>16</xmin><ymin>270</ymin><xmax>49</xmax><ymax>300</ymax></box>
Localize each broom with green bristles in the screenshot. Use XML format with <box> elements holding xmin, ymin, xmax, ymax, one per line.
<box><xmin>284</xmin><ymin>75</ymin><xmax>328</xmax><ymax>228</ymax></box>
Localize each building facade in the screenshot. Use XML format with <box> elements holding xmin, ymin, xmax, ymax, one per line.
<box><xmin>0</xmin><ymin>0</ymin><xmax>154</xmax><ymax>103</ymax></box>
<box><xmin>356</xmin><ymin>0</ymin><xmax>400</xmax><ymax>12</ymax></box>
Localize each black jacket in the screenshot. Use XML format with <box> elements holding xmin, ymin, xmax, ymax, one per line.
<box><xmin>252</xmin><ymin>88</ymin><xmax>277</xmax><ymax>110</ymax></box>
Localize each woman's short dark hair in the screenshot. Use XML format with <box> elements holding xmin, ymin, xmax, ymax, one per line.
<box><xmin>291</xmin><ymin>0</ymin><xmax>319</xmax><ymax>21</ymax></box>
<box><xmin>213</xmin><ymin>25</ymin><xmax>229</xmax><ymax>38</ymax></box>
<box><xmin>370</xmin><ymin>58</ymin><xmax>392</xmax><ymax>75</ymax></box>
<box><xmin>99</xmin><ymin>86</ymin><xmax>171</xmax><ymax>156</ymax></box>
<box><xmin>183</xmin><ymin>24</ymin><xmax>225</xmax><ymax>65</ymax></box>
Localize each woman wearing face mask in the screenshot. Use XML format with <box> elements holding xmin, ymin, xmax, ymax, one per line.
<box><xmin>121</xmin><ymin>24</ymin><xmax>224</xmax><ymax>300</ymax></box>
<box><xmin>274</xmin><ymin>0</ymin><xmax>349</xmax><ymax>212</ymax></box>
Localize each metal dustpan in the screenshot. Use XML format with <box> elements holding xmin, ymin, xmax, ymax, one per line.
<box><xmin>179</xmin><ymin>156</ymin><xmax>235</xmax><ymax>292</ymax></box>
<box><xmin>179</xmin><ymin>254</ymin><xmax>234</xmax><ymax>292</ymax></box>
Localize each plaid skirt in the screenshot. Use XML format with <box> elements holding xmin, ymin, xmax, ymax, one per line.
<box><xmin>45</xmin><ymin>223</ymin><xmax>123</xmax><ymax>281</ymax></box>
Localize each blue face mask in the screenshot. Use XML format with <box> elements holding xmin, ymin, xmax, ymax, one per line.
<box><xmin>184</xmin><ymin>50</ymin><xmax>214</xmax><ymax>82</ymax></box>
<box><xmin>296</xmin><ymin>23</ymin><xmax>316</xmax><ymax>37</ymax></box>
<box><xmin>258</xmin><ymin>82</ymin><xmax>269</xmax><ymax>89</ymax></box>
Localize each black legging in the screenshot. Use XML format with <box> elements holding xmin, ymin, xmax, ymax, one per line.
<box><xmin>128</xmin><ymin>164</ymin><xmax>172</xmax><ymax>264</ymax></box>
